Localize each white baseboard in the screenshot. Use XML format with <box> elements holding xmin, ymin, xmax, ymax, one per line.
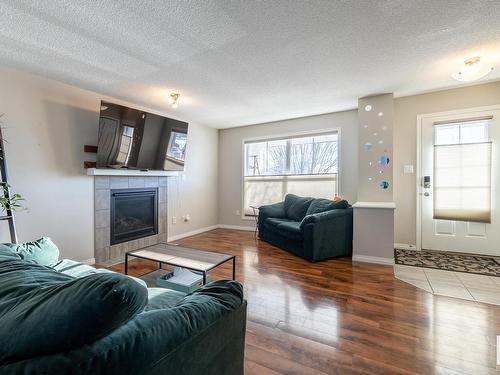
<box><xmin>352</xmin><ymin>255</ymin><xmax>394</xmax><ymax>265</ymax></box>
<box><xmin>394</xmin><ymin>243</ymin><xmax>417</xmax><ymax>250</ymax></box>
<box><xmin>217</xmin><ymin>224</ymin><xmax>255</xmax><ymax>231</ymax></box>
<box><xmin>82</xmin><ymin>257</ymin><xmax>96</xmax><ymax>265</ymax></box>
<box><xmin>97</xmin><ymin>256</ymin><xmax>124</xmax><ymax>267</ymax></box>
<box><xmin>167</xmin><ymin>225</ymin><xmax>219</xmax><ymax>242</ymax></box>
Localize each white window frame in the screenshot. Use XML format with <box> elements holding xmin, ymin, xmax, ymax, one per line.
<box><xmin>241</xmin><ymin>128</ymin><xmax>341</xmax><ymax>220</ymax></box>
<box><xmin>116</xmin><ymin>125</ymin><xmax>134</xmax><ymax>164</ymax></box>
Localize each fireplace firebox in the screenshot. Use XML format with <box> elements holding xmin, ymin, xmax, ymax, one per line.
<box><xmin>110</xmin><ymin>188</ymin><xmax>158</xmax><ymax>245</ymax></box>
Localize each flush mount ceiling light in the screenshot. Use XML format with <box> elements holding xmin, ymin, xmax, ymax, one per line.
<box><xmin>170</xmin><ymin>93</ymin><xmax>180</xmax><ymax>108</ymax></box>
<box><xmin>452</xmin><ymin>57</ymin><xmax>494</xmax><ymax>82</ymax></box>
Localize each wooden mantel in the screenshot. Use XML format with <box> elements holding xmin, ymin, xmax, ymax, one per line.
<box><xmin>86</xmin><ymin>168</ymin><xmax>180</xmax><ymax>177</ymax></box>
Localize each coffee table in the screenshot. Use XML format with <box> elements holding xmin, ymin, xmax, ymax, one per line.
<box><xmin>125</xmin><ymin>243</ymin><xmax>236</xmax><ymax>285</ymax></box>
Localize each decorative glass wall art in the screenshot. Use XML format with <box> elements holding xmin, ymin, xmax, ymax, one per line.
<box><xmin>378</xmin><ymin>152</ymin><xmax>390</xmax><ymax>166</ymax></box>
<box><xmin>380</xmin><ymin>180</ymin><xmax>389</xmax><ymax>189</ymax></box>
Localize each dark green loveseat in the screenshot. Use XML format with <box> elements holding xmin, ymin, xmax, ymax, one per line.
<box><xmin>0</xmin><ymin>245</ymin><xmax>247</xmax><ymax>375</ymax></box>
<box><xmin>258</xmin><ymin>194</ymin><xmax>353</xmax><ymax>261</ymax></box>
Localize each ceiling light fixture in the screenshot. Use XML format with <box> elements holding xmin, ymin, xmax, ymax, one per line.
<box><xmin>452</xmin><ymin>57</ymin><xmax>494</xmax><ymax>82</ymax></box>
<box><xmin>170</xmin><ymin>93</ymin><xmax>180</xmax><ymax>108</ymax></box>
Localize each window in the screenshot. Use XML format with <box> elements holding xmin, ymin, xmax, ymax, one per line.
<box><xmin>243</xmin><ymin>131</ymin><xmax>339</xmax><ymax>216</ymax></box>
<box><xmin>433</xmin><ymin>118</ymin><xmax>492</xmax><ymax>223</ymax></box>
<box><xmin>116</xmin><ymin>125</ymin><xmax>134</xmax><ymax>164</ymax></box>
<box><xmin>166</xmin><ymin>131</ymin><xmax>188</xmax><ymax>162</ymax></box>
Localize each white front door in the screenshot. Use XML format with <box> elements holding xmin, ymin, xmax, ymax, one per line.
<box><xmin>420</xmin><ymin>106</ymin><xmax>500</xmax><ymax>256</ymax></box>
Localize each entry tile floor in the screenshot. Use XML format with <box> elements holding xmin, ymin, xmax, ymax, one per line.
<box><xmin>394</xmin><ymin>264</ymin><xmax>500</xmax><ymax>305</ymax></box>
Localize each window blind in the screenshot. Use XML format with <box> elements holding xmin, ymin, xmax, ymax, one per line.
<box><xmin>433</xmin><ymin>141</ymin><xmax>492</xmax><ymax>223</ymax></box>
<box><xmin>243</xmin><ymin>131</ymin><xmax>338</xmax><ymax>215</ymax></box>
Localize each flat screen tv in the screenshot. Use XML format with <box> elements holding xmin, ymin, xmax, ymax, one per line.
<box><xmin>96</xmin><ymin>101</ymin><xmax>188</xmax><ymax>171</ymax></box>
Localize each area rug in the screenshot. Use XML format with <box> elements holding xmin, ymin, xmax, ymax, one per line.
<box><xmin>394</xmin><ymin>248</ymin><xmax>500</xmax><ymax>277</ymax></box>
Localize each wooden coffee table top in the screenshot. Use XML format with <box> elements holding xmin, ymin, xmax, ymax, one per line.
<box><xmin>127</xmin><ymin>243</ymin><xmax>233</xmax><ymax>272</ymax></box>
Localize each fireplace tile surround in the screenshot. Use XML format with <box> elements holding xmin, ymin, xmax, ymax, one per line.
<box><xmin>94</xmin><ymin>176</ymin><xmax>168</xmax><ymax>265</ymax></box>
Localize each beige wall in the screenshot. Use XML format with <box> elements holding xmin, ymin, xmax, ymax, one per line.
<box><xmin>0</xmin><ymin>66</ymin><xmax>218</xmax><ymax>261</ymax></box>
<box><xmin>2</xmin><ymin>65</ymin><xmax>498</xmax><ymax>255</ymax></box>
<box><xmin>218</xmin><ymin>110</ymin><xmax>358</xmax><ymax>228</ymax></box>
<box><xmin>358</xmin><ymin>94</ymin><xmax>394</xmax><ymax>202</ymax></box>
<box><xmin>353</xmin><ymin>206</ymin><xmax>395</xmax><ymax>261</ymax></box>
<box><xmin>218</xmin><ymin>80</ymin><xmax>500</xmax><ymax>241</ymax></box>
<box><xmin>167</xmin><ymin>121</ymin><xmax>219</xmax><ymax>238</ymax></box>
<box><xmin>394</xmin><ymin>81</ymin><xmax>500</xmax><ymax>246</ymax></box>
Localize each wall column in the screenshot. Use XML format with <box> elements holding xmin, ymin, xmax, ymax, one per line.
<box><xmin>353</xmin><ymin>93</ymin><xmax>396</xmax><ymax>264</ymax></box>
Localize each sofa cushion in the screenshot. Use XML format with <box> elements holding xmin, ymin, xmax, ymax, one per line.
<box><xmin>51</xmin><ymin>258</ymin><xmax>147</xmax><ymax>288</ymax></box>
<box><xmin>145</xmin><ymin>287</ymin><xmax>186</xmax><ymax>311</ymax></box>
<box><xmin>0</xmin><ymin>261</ymin><xmax>148</xmax><ymax>364</ymax></box>
<box><xmin>51</xmin><ymin>258</ymin><xmax>97</xmax><ymax>277</ymax></box>
<box><xmin>0</xmin><ymin>247</ymin><xmax>21</xmax><ymax>263</ymax></box>
<box><xmin>0</xmin><ymin>237</ymin><xmax>59</xmax><ymax>266</ymax></box>
<box><xmin>263</xmin><ymin>217</ymin><xmax>295</xmax><ymax>232</ymax></box>
<box><xmin>265</xmin><ymin>217</ymin><xmax>295</xmax><ymax>226</ymax></box>
<box><xmin>306</xmin><ymin>199</ymin><xmax>349</xmax><ymax>215</ymax></box>
<box><xmin>175</xmin><ymin>280</ymin><xmax>244</xmax><ymax>313</ymax></box>
<box><xmin>276</xmin><ymin>221</ymin><xmax>303</xmax><ymax>241</ymax></box>
<box><xmin>283</xmin><ymin>194</ymin><xmax>314</xmax><ymax>221</ymax></box>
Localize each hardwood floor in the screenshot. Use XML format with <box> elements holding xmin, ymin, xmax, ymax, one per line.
<box><xmin>109</xmin><ymin>229</ymin><xmax>500</xmax><ymax>375</ymax></box>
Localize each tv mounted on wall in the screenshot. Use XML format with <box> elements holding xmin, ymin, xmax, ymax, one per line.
<box><xmin>96</xmin><ymin>101</ymin><xmax>188</xmax><ymax>171</ymax></box>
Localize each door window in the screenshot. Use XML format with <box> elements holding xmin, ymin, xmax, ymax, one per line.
<box><xmin>433</xmin><ymin>119</ymin><xmax>492</xmax><ymax>223</ymax></box>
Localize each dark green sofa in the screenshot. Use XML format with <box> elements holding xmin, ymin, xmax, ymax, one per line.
<box><xmin>258</xmin><ymin>194</ymin><xmax>353</xmax><ymax>261</ymax></box>
<box><xmin>0</xmin><ymin>244</ymin><xmax>247</xmax><ymax>375</ymax></box>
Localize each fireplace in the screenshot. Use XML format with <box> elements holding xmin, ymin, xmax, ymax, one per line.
<box><xmin>110</xmin><ymin>188</ymin><xmax>158</xmax><ymax>245</ymax></box>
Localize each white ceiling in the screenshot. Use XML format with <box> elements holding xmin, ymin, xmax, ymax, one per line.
<box><xmin>1</xmin><ymin>0</ymin><xmax>500</xmax><ymax>129</ymax></box>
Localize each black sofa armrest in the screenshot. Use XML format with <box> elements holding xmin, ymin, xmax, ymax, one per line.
<box><xmin>259</xmin><ymin>202</ymin><xmax>286</xmax><ymax>219</ymax></box>
<box><xmin>174</xmin><ymin>279</ymin><xmax>243</xmax><ymax>315</ymax></box>
<box><xmin>301</xmin><ymin>208</ymin><xmax>353</xmax><ymax>261</ymax></box>
<box><xmin>258</xmin><ymin>202</ymin><xmax>285</xmax><ymax>235</ymax></box>
<box><xmin>300</xmin><ymin>208</ymin><xmax>352</xmax><ymax>228</ymax></box>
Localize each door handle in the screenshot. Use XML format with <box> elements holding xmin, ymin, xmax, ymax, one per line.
<box><xmin>424</xmin><ymin>192</ymin><xmax>430</xmax><ymax>197</ymax></box>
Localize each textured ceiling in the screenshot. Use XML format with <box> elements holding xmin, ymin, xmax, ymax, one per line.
<box><xmin>1</xmin><ymin>0</ymin><xmax>500</xmax><ymax>128</ymax></box>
